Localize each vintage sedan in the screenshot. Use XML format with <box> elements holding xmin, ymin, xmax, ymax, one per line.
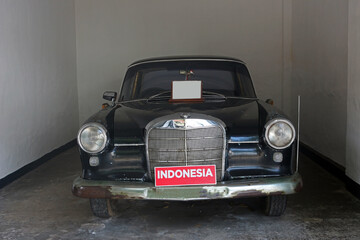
<box><xmin>72</xmin><ymin>56</ymin><xmax>302</xmax><ymax>218</ymax></box>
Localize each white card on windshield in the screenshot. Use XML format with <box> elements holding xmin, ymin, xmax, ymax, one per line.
<box><xmin>172</xmin><ymin>80</ymin><xmax>202</xmax><ymax>100</ymax></box>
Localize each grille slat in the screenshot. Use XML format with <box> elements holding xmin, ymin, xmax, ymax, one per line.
<box><xmin>147</xmin><ymin>119</ymin><xmax>225</xmax><ymax>181</ymax></box>
<box><xmin>148</xmin><ymin>147</ymin><xmax>223</xmax><ymax>152</ymax></box>
<box><xmin>149</xmin><ymin>136</ymin><xmax>222</xmax><ymax>140</ymax></box>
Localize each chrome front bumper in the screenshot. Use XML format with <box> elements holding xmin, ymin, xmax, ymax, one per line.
<box><xmin>72</xmin><ymin>173</ymin><xmax>302</xmax><ymax>201</ymax></box>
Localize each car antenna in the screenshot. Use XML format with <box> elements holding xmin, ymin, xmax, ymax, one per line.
<box><xmin>296</xmin><ymin>95</ymin><xmax>301</xmax><ymax>173</ymax></box>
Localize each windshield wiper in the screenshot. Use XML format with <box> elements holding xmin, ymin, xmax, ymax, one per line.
<box><xmin>226</xmin><ymin>96</ymin><xmax>258</xmax><ymax>100</ymax></box>
<box><xmin>202</xmin><ymin>91</ymin><xmax>227</xmax><ymax>100</ymax></box>
<box><xmin>146</xmin><ymin>91</ymin><xmax>172</xmax><ymax>102</ymax></box>
<box><xmin>145</xmin><ymin>90</ymin><xmax>257</xmax><ymax>103</ymax></box>
<box><xmin>147</xmin><ymin>91</ymin><xmax>226</xmax><ymax>102</ymax></box>
<box><xmin>147</xmin><ymin>91</ymin><xmax>228</xmax><ymax>102</ymax></box>
<box><xmin>202</xmin><ymin>91</ymin><xmax>257</xmax><ymax>100</ymax></box>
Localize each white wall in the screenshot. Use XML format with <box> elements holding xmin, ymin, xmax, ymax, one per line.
<box><xmin>75</xmin><ymin>0</ymin><xmax>291</xmax><ymax>124</ymax></box>
<box><xmin>291</xmin><ymin>0</ymin><xmax>348</xmax><ymax>167</ymax></box>
<box><xmin>346</xmin><ymin>0</ymin><xmax>360</xmax><ymax>184</ymax></box>
<box><xmin>0</xmin><ymin>0</ymin><xmax>78</xmax><ymax>179</ymax></box>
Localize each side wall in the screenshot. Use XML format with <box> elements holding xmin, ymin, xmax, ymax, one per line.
<box><xmin>291</xmin><ymin>0</ymin><xmax>348</xmax><ymax>166</ymax></box>
<box><xmin>75</xmin><ymin>0</ymin><xmax>291</xmax><ymax>124</ymax></box>
<box><xmin>0</xmin><ymin>0</ymin><xmax>78</xmax><ymax>179</ymax></box>
<box><xmin>346</xmin><ymin>0</ymin><xmax>360</xmax><ymax>184</ymax></box>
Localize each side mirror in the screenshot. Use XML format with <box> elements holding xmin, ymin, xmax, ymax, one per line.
<box><xmin>103</xmin><ymin>91</ymin><xmax>117</xmax><ymax>102</ymax></box>
<box><xmin>265</xmin><ymin>99</ymin><xmax>274</xmax><ymax>105</ymax></box>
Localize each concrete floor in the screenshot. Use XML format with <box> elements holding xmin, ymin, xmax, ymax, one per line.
<box><xmin>1</xmin><ymin>147</ymin><xmax>360</xmax><ymax>240</ymax></box>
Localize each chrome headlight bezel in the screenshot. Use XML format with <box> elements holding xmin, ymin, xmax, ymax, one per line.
<box><xmin>77</xmin><ymin>123</ymin><xmax>109</xmax><ymax>154</ymax></box>
<box><xmin>264</xmin><ymin>118</ymin><xmax>296</xmax><ymax>150</ymax></box>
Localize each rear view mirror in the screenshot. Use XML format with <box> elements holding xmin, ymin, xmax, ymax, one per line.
<box><xmin>103</xmin><ymin>91</ymin><xmax>117</xmax><ymax>102</ymax></box>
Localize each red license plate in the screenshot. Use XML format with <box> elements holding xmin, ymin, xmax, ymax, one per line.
<box><xmin>154</xmin><ymin>165</ymin><xmax>216</xmax><ymax>187</ymax></box>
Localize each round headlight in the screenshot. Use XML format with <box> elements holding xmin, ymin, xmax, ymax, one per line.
<box><xmin>265</xmin><ymin>118</ymin><xmax>295</xmax><ymax>149</ymax></box>
<box><xmin>77</xmin><ymin>123</ymin><xmax>108</xmax><ymax>154</ymax></box>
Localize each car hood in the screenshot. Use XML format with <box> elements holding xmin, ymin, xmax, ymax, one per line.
<box><xmin>112</xmin><ymin>99</ymin><xmax>260</xmax><ymax>143</ymax></box>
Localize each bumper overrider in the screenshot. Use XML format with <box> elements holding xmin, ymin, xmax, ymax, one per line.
<box><xmin>72</xmin><ymin>173</ymin><xmax>302</xmax><ymax>201</ymax></box>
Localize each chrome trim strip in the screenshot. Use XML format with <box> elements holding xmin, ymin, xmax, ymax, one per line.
<box><xmin>114</xmin><ymin>143</ymin><xmax>145</xmax><ymax>147</ymax></box>
<box><xmin>128</xmin><ymin>58</ymin><xmax>245</xmax><ymax>68</ymax></box>
<box><xmin>228</xmin><ymin>149</ymin><xmax>259</xmax><ymax>156</ymax></box>
<box><xmin>145</xmin><ymin>126</ymin><xmax>151</xmax><ymax>180</ymax></box>
<box><xmin>227</xmin><ymin>140</ymin><xmax>259</xmax><ymax>144</ymax></box>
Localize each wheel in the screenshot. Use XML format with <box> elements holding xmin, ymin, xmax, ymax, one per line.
<box><xmin>265</xmin><ymin>195</ymin><xmax>287</xmax><ymax>216</ymax></box>
<box><xmin>89</xmin><ymin>198</ymin><xmax>114</xmax><ymax>218</ymax></box>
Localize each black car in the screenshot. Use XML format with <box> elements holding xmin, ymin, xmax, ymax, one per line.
<box><xmin>72</xmin><ymin>56</ymin><xmax>302</xmax><ymax>218</ymax></box>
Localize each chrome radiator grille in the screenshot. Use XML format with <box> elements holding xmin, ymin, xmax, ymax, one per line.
<box><xmin>146</xmin><ymin>118</ymin><xmax>225</xmax><ymax>181</ymax></box>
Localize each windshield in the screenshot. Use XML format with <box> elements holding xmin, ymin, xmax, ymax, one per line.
<box><xmin>119</xmin><ymin>61</ymin><xmax>256</xmax><ymax>101</ymax></box>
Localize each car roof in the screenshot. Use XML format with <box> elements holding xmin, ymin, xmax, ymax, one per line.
<box><xmin>128</xmin><ymin>55</ymin><xmax>246</xmax><ymax>68</ymax></box>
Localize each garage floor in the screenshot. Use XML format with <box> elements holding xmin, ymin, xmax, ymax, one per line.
<box><xmin>1</xmin><ymin>147</ymin><xmax>360</xmax><ymax>240</ymax></box>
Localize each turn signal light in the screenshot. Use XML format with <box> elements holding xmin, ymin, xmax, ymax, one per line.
<box><xmin>89</xmin><ymin>156</ymin><xmax>100</xmax><ymax>166</ymax></box>
<box><xmin>102</xmin><ymin>103</ymin><xmax>109</xmax><ymax>109</ymax></box>
<box><xmin>265</xmin><ymin>99</ymin><xmax>274</xmax><ymax>105</ymax></box>
<box><xmin>273</xmin><ymin>152</ymin><xmax>283</xmax><ymax>163</ymax></box>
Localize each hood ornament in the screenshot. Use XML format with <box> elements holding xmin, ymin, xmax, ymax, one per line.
<box><xmin>180</xmin><ymin>113</ymin><xmax>190</xmax><ymax>119</ymax></box>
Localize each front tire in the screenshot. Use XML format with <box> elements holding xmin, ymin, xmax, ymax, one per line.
<box><xmin>89</xmin><ymin>198</ymin><xmax>114</xmax><ymax>218</ymax></box>
<box><xmin>265</xmin><ymin>195</ymin><xmax>287</xmax><ymax>216</ymax></box>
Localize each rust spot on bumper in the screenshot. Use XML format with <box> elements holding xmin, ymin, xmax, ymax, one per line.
<box><xmin>72</xmin><ymin>184</ymin><xmax>145</xmax><ymax>199</ymax></box>
<box><xmin>72</xmin><ymin>185</ymin><xmax>113</xmax><ymax>199</ymax></box>
<box><xmin>234</xmin><ymin>190</ymin><xmax>286</xmax><ymax>198</ymax></box>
